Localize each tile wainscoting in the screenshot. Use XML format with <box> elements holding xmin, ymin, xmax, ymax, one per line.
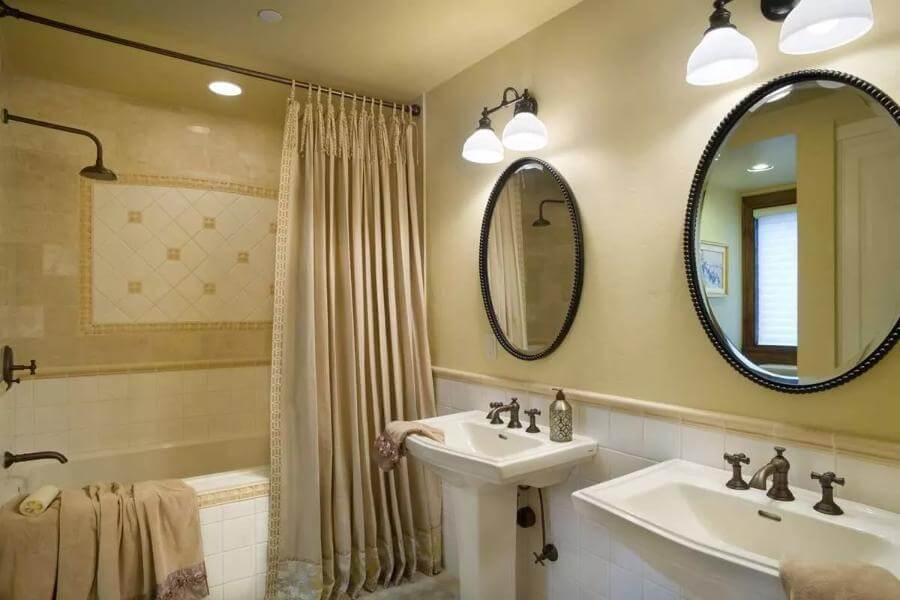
<box><xmin>432</xmin><ymin>369</ymin><xmax>900</xmax><ymax>600</ymax></box>
<box><xmin>200</xmin><ymin>494</ymin><xmax>270</xmax><ymax>600</ymax></box>
<box><xmin>0</xmin><ymin>364</ymin><xmax>270</xmax><ymax>459</ymax></box>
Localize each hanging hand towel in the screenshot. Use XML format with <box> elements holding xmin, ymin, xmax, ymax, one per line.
<box><xmin>780</xmin><ymin>559</ymin><xmax>900</xmax><ymax>599</ymax></box>
<box><xmin>374</xmin><ymin>421</ymin><xmax>445</xmax><ymax>471</ymax></box>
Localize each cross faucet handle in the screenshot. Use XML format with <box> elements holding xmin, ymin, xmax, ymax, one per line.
<box><xmin>486</xmin><ymin>401</ymin><xmax>503</xmax><ymax>420</ymax></box>
<box><xmin>811</xmin><ymin>472</ymin><xmax>845</xmax><ymax>516</ymax></box>
<box><xmin>811</xmin><ymin>471</ymin><xmax>845</xmax><ymax>487</ymax></box>
<box><xmin>724</xmin><ymin>452</ymin><xmax>751</xmax><ymax>490</ymax></box>
<box><xmin>524</xmin><ymin>408</ymin><xmax>541</xmax><ymax>433</ymax></box>
<box><xmin>724</xmin><ymin>452</ymin><xmax>750</xmax><ymax>466</ymax></box>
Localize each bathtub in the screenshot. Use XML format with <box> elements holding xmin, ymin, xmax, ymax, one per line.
<box><xmin>2</xmin><ymin>435</ymin><xmax>271</xmax><ymax>599</ymax></box>
<box><xmin>4</xmin><ymin>435</ymin><xmax>269</xmax><ymax>503</ymax></box>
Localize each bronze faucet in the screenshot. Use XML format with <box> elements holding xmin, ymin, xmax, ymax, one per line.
<box><xmin>4</xmin><ymin>450</ymin><xmax>68</xmax><ymax>469</ymax></box>
<box><xmin>487</xmin><ymin>398</ymin><xmax>522</xmax><ymax>429</ymax></box>
<box><xmin>749</xmin><ymin>447</ymin><xmax>794</xmax><ymax>501</ymax></box>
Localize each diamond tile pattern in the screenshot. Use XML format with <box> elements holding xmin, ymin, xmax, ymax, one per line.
<box><xmin>91</xmin><ymin>184</ymin><xmax>276</xmax><ymax>325</ymax></box>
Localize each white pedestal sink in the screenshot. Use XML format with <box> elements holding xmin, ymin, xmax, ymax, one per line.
<box><xmin>406</xmin><ymin>411</ymin><xmax>597</xmax><ymax>600</ymax></box>
<box><xmin>573</xmin><ymin>459</ymin><xmax>900</xmax><ymax>600</ymax></box>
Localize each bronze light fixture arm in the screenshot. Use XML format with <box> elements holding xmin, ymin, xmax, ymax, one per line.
<box><xmin>479</xmin><ymin>87</ymin><xmax>538</xmax><ymax>121</ymax></box>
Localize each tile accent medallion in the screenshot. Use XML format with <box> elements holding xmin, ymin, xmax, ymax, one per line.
<box><xmin>80</xmin><ymin>175</ymin><xmax>277</xmax><ymax>333</ymax></box>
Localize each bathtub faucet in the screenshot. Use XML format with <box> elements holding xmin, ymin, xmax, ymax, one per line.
<box><xmin>3</xmin><ymin>450</ymin><xmax>68</xmax><ymax>469</ymax></box>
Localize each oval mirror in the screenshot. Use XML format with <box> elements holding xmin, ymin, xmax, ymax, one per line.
<box><xmin>686</xmin><ymin>71</ymin><xmax>900</xmax><ymax>392</ymax></box>
<box><xmin>479</xmin><ymin>158</ymin><xmax>583</xmax><ymax>360</ymax></box>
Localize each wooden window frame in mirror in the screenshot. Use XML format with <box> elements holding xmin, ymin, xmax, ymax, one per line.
<box><xmin>684</xmin><ymin>70</ymin><xmax>900</xmax><ymax>393</ymax></box>
<box><xmin>479</xmin><ymin>157</ymin><xmax>584</xmax><ymax>361</ymax></box>
<box><xmin>741</xmin><ymin>189</ymin><xmax>798</xmax><ymax>367</ymax></box>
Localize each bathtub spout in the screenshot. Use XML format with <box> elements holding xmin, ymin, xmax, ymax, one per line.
<box><xmin>3</xmin><ymin>450</ymin><xmax>68</xmax><ymax>469</ymax></box>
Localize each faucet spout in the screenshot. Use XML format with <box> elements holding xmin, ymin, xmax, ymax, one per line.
<box><xmin>749</xmin><ymin>447</ymin><xmax>794</xmax><ymax>502</ymax></box>
<box><xmin>4</xmin><ymin>450</ymin><xmax>68</xmax><ymax>469</ymax></box>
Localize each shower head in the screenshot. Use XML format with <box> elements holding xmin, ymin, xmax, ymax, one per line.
<box><xmin>2</xmin><ymin>108</ymin><xmax>117</xmax><ymax>181</ymax></box>
<box><xmin>533</xmin><ymin>199</ymin><xmax>564</xmax><ymax>228</ymax></box>
<box><xmin>80</xmin><ymin>162</ymin><xmax>117</xmax><ymax>181</ymax></box>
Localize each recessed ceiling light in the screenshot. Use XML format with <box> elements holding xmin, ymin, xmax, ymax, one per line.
<box><xmin>208</xmin><ymin>81</ymin><xmax>242</xmax><ymax>96</ymax></box>
<box><xmin>257</xmin><ymin>9</ymin><xmax>283</xmax><ymax>23</ymax></box>
<box><xmin>187</xmin><ymin>124</ymin><xmax>210</xmax><ymax>134</ymax></box>
<box><xmin>747</xmin><ymin>162</ymin><xmax>775</xmax><ymax>173</ymax></box>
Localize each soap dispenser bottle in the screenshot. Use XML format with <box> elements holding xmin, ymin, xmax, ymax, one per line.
<box><xmin>549</xmin><ymin>388</ymin><xmax>573</xmax><ymax>443</ymax></box>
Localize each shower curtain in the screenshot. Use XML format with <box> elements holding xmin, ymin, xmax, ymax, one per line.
<box><xmin>487</xmin><ymin>184</ymin><xmax>528</xmax><ymax>348</ymax></box>
<box><xmin>266</xmin><ymin>89</ymin><xmax>442</xmax><ymax>600</ymax></box>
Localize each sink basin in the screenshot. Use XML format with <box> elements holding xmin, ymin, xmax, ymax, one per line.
<box><xmin>573</xmin><ymin>459</ymin><xmax>900</xmax><ymax>600</ymax></box>
<box><xmin>407</xmin><ymin>410</ymin><xmax>597</xmax><ymax>600</ymax></box>
<box><xmin>406</xmin><ymin>410</ymin><xmax>597</xmax><ymax>488</ymax></box>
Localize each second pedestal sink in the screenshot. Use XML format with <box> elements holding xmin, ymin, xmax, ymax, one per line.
<box><xmin>406</xmin><ymin>410</ymin><xmax>597</xmax><ymax>600</ymax></box>
<box><xmin>573</xmin><ymin>459</ymin><xmax>900</xmax><ymax>600</ymax></box>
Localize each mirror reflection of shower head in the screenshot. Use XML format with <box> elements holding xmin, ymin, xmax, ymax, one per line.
<box><xmin>2</xmin><ymin>108</ymin><xmax>117</xmax><ymax>181</ymax></box>
<box><xmin>532</xmin><ymin>199</ymin><xmax>564</xmax><ymax>228</ymax></box>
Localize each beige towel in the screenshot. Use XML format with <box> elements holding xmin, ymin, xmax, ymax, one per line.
<box><xmin>0</xmin><ymin>480</ymin><xmax>208</xmax><ymax>600</ymax></box>
<box><xmin>0</xmin><ymin>494</ymin><xmax>60</xmax><ymax>600</ymax></box>
<box><xmin>781</xmin><ymin>560</ymin><xmax>900</xmax><ymax>600</ymax></box>
<box><xmin>19</xmin><ymin>484</ymin><xmax>60</xmax><ymax>516</ymax></box>
<box><xmin>374</xmin><ymin>421</ymin><xmax>445</xmax><ymax>471</ymax></box>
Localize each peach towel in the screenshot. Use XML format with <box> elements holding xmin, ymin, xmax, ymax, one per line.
<box><xmin>781</xmin><ymin>560</ymin><xmax>900</xmax><ymax>600</ymax></box>
<box><xmin>374</xmin><ymin>421</ymin><xmax>444</xmax><ymax>471</ymax></box>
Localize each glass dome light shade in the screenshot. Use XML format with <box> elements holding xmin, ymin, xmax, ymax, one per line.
<box><xmin>779</xmin><ymin>0</ymin><xmax>874</xmax><ymax>55</ymax></box>
<box><xmin>462</xmin><ymin>126</ymin><xmax>504</xmax><ymax>164</ymax></box>
<box><xmin>501</xmin><ymin>111</ymin><xmax>549</xmax><ymax>152</ymax></box>
<box><xmin>686</xmin><ymin>27</ymin><xmax>759</xmax><ymax>87</ymax></box>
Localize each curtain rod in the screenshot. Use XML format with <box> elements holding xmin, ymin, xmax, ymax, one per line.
<box><xmin>0</xmin><ymin>0</ymin><xmax>422</xmax><ymax>116</ymax></box>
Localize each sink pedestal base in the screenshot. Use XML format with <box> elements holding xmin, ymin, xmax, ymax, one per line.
<box><xmin>448</xmin><ymin>483</ymin><xmax>517</xmax><ymax>600</ymax></box>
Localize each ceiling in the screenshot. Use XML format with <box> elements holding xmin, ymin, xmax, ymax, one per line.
<box><xmin>710</xmin><ymin>134</ymin><xmax>797</xmax><ymax>193</ymax></box>
<box><xmin>0</xmin><ymin>0</ymin><xmax>582</xmax><ymax>122</ymax></box>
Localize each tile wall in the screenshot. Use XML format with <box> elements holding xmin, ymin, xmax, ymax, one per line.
<box><xmin>0</xmin><ymin>365</ymin><xmax>270</xmax><ymax>457</ymax></box>
<box><xmin>200</xmin><ymin>495</ymin><xmax>270</xmax><ymax>600</ymax></box>
<box><xmin>433</xmin><ymin>376</ymin><xmax>900</xmax><ymax>600</ymax></box>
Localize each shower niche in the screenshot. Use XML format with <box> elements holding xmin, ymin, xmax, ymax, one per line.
<box><xmin>479</xmin><ymin>157</ymin><xmax>584</xmax><ymax>360</ymax></box>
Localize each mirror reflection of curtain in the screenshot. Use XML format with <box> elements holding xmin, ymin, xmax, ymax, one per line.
<box><xmin>268</xmin><ymin>93</ymin><xmax>441</xmax><ymax>599</ymax></box>
<box><xmin>488</xmin><ymin>183</ymin><xmax>528</xmax><ymax>348</ymax></box>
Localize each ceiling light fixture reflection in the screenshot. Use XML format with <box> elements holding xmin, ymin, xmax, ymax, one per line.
<box><xmin>208</xmin><ymin>81</ymin><xmax>242</xmax><ymax>96</ymax></box>
<box><xmin>187</xmin><ymin>124</ymin><xmax>211</xmax><ymax>134</ymax></box>
<box><xmin>765</xmin><ymin>84</ymin><xmax>793</xmax><ymax>104</ymax></box>
<box><xmin>747</xmin><ymin>162</ymin><xmax>775</xmax><ymax>173</ymax></box>
<box><xmin>462</xmin><ymin>87</ymin><xmax>548</xmax><ymax>164</ymax></box>
<box><xmin>257</xmin><ymin>9</ymin><xmax>283</xmax><ymax>23</ymax></box>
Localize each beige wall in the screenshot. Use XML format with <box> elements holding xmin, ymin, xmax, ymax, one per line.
<box><xmin>699</xmin><ymin>184</ymin><xmax>742</xmax><ymax>346</ymax></box>
<box><xmin>0</xmin><ymin>73</ymin><xmax>282</xmax><ymax>372</ymax></box>
<box><xmin>424</xmin><ymin>0</ymin><xmax>900</xmax><ymax>442</ymax></box>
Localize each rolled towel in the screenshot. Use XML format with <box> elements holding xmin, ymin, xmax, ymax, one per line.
<box><xmin>18</xmin><ymin>484</ymin><xmax>60</xmax><ymax>516</ymax></box>
<box><xmin>781</xmin><ymin>559</ymin><xmax>900</xmax><ymax>600</ymax></box>
<box><xmin>374</xmin><ymin>421</ymin><xmax>445</xmax><ymax>472</ymax></box>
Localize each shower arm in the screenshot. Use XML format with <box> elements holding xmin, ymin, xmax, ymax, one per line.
<box><xmin>537</xmin><ymin>199</ymin><xmax>565</xmax><ymax>220</ymax></box>
<box><xmin>2</xmin><ymin>108</ymin><xmax>107</xmax><ymax>166</ymax></box>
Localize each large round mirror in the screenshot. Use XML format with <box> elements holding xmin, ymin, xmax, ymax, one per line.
<box><xmin>479</xmin><ymin>158</ymin><xmax>583</xmax><ymax>360</ymax></box>
<box><xmin>686</xmin><ymin>71</ymin><xmax>900</xmax><ymax>392</ymax></box>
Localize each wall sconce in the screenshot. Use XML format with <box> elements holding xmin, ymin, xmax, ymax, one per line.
<box><xmin>687</xmin><ymin>0</ymin><xmax>874</xmax><ymax>87</ymax></box>
<box><xmin>462</xmin><ymin>87</ymin><xmax>548</xmax><ymax>164</ymax></box>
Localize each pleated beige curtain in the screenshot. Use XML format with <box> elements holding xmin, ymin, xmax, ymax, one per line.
<box><xmin>487</xmin><ymin>184</ymin><xmax>528</xmax><ymax>348</ymax></box>
<box><xmin>266</xmin><ymin>90</ymin><xmax>442</xmax><ymax>599</ymax></box>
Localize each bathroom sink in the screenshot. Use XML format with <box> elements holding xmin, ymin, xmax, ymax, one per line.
<box><xmin>406</xmin><ymin>410</ymin><xmax>597</xmax><ymax>488</ymax></box>
<box><xmin>573</xmin><ymin>459</ymin><xmax>900</xmax><ymax>600</ymax></box>
<box><xmin>407</xmin><ymin>410</ymin><xmax>597</xmax><ymax>600</ymax></box>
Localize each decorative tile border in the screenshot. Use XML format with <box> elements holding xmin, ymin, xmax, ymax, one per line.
<box><xmin>432</xmin><ymin>366</ymin><xmax>900</xmax><ymax>466</ymax></box>
<box><xmin>79</xmin><ymin>174</ymin><xmax>278</xmax><ymax>335</ymax></box>
<box><xmin>198</xmin><ymin>483</ymin><xmax>270</xmax><ymax>508</ymax></box>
